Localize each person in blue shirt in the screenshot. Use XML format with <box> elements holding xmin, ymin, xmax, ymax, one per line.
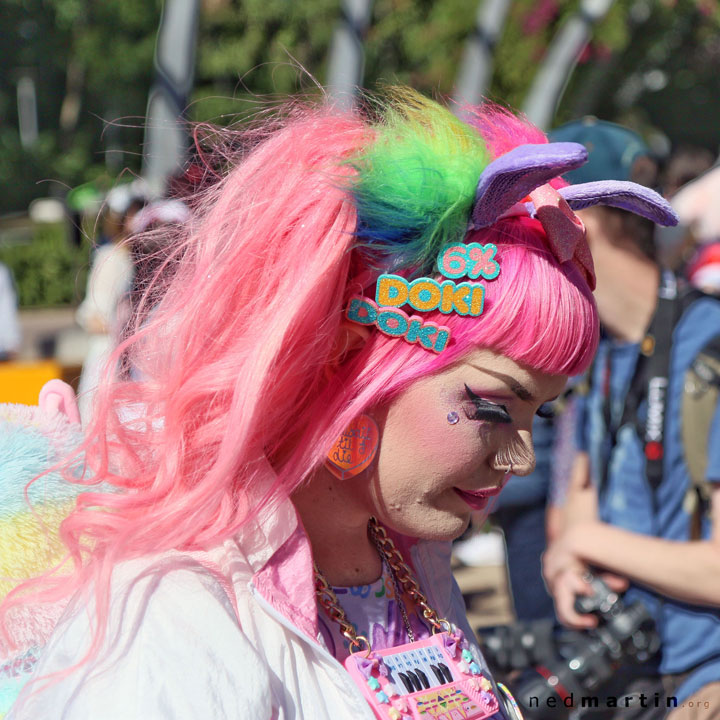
<box><xmin>543</xmin><ymin>119</ymin><xmax>720</xmax><ymax>719</ymax></box>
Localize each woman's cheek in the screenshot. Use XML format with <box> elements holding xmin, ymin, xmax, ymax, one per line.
<box><xmin>379</xmin><ymin>408</ymin><xmax>447</xmax><ymax>476</ymax></box>
<box><xmin>371</xmin><ymin>407</ymin><xmax>489</xmax><ymax>538</ymax></box>
<box><xmin>378</xmin><ymin>408</ymin><xmax>487</xmax><ymax>499</ymax></box>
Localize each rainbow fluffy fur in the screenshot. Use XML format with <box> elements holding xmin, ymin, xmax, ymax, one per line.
<box><xmin>0</xmin><ymin>403</ymin><xmax>84</xmax><ymax>717</ymax></box>
<box><xmin>351</xmin><ymin>90</ymin><xmax>489</xmax><ymax>271</ymax></box>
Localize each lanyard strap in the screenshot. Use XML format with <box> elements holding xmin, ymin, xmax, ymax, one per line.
<box><xmin>600</xmin><ymin>271</ymin><xmax>679</xmax><ymax>500</ymax></box>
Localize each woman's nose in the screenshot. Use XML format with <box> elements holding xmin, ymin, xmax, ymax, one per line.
<box><xmin>511</xmin><ymin>450</ymin><xmax>536</xmax><ymax>476</ymax></box>
<box><xmin>492</xmin><ymin>431</ymin><xmax>536</xmax><ymax>476</ymax></box>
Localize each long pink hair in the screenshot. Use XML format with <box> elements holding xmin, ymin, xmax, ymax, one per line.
<box><xmin>1</xmin><ymin>93</ymin><xmax>598</xmax><ymax>674</ymax></box>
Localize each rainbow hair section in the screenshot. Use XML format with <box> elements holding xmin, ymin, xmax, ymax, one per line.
<box><xmin>350</xmin><ymin>89</ymin><xmax>489</xmax><ymax>272</ymax></box>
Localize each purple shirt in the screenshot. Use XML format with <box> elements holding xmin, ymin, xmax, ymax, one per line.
<box><xmin>318</xmin><ymin>559</ymin><xmax>431</xmax><ymax>662</ymax></box>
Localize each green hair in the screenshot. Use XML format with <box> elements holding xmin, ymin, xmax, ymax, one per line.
<box><xmin>350</xmin><ymin>89</ymin><xmax>490</xmax><ymax>273</ymax></box>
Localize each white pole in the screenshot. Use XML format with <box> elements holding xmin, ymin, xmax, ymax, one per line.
<box><xmin>452</xmin><ymin>0</ymin><xmax>513</xmax><ymax>116</ymax></box>
<box><xmin>522</xmin><ymin>0</ymin><xmax>616</xmax><ymax>130</ymax></box>
<box><xmin>142</xmin><ymin>0</ymin><xmax>201</xmax><ymax>197</ymax></box>
<box><xmin>326</xmin><ymin>0</ymin><xmax>375</xmax><ymax>109</ymax></box>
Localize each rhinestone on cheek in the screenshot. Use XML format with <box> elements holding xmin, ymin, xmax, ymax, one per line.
<box><xmin>447</xmin><ymin>411</ymin><xmax>460</xmax><ymax>425</ymax></box>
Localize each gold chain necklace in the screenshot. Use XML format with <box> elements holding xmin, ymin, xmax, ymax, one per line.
<box><xmin>314</xmin><ymin>517</ymin><xmax>450</xmax><ymax>654</ymax></box>
<box><xmin>372</xmin><ymin>535</ymin><xmax>416</xmax><ymax>642</ymax></box>
<box><xmin>315</xmin><ymin>519</ymin><xmax>524</xmax><ymax>719</ymax></box>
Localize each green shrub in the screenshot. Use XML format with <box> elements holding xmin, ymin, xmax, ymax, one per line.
<box><xmin>0</xmin><ymin>224</ymin><xmax>90</xmax><ymax>308</ymax></box>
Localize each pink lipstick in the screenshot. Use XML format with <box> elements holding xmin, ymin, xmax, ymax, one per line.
<box><xmin>453</xmin><ymin>486</ymin><xmax>503</xmax><ymax>511</ymax></box>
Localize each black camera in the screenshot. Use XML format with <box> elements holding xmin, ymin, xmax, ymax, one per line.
<box><xmin>479</xmin><ymin>575</ymin><xmax>660</xmax><ymax>719</ymax></box>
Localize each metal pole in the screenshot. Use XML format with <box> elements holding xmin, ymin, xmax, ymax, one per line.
<box><xmin>142</xmin><ymin>0</ymin><xmax>201</xmax><ymax>197</ymax></box>
<box><xmin>522</xmin><ymin>0</ymin><xmax>616</xmax><ymax>130</ymax></box>
<box><xmin>326</xmin><ymin>0</ymin><xmax>375</xmax><ymax>109</ymax></box>
<box><xmin>452</xmin><ymin>0</ymin><xmax>513</xmax><ymax>116</ymax></box>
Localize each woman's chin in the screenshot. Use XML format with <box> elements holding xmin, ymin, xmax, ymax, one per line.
<box><xmin>378</xmin><ymin>509</ymin><xmax>471</xmax><ymax>543</ymax></box>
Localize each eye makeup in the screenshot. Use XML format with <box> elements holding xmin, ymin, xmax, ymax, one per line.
<box><xmin>535</xmin><ymin>402</ymin><xmax>555</xmax><ymax>420</ymax></box>
<box><xmin>463</xmin><ymin>384</ymin><xmax>512</xmax><ymax>424</ymax></box>
<box><xmin>462</xmin><ymin>385</ymin><xmax>558</xmax><ymax>424</ymax></box>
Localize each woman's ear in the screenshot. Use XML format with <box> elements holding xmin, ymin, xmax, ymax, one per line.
<box><xmin>330</xmin><ymin>321</ymin><xmax>372</xmax><ymax>366</ymax></box>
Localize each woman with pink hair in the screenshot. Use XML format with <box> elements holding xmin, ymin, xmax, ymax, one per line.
<box><xmin>3</xmin><ymin>89</ymin><xmax>676</xmax><ymax>719</ymax></box>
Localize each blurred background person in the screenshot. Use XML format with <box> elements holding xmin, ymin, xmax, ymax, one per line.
<box><xmin>543</xmin><ymin>118</ymin><xmax>720</xmax><ymax>719</ymax></box>
<box><xmin>655</xmin><ymin>146</ymin><xmax>718</xmax><ymax>279</ymax></box>
<box><xmin>662</xmin><ymin>146</ymin><xmax>715</xmax><ymax>201</ymax></box>
<box><xmin>686</xmin><ymin>241</ymin><xmax>720</xmax><ymax>296</ymax></box>
<box><xmin>115</xmin><ymin>197</ymin><xmax>191</xmax><ymax>381</ymax></box>
<box><xmin>125</xmin><ymin>198</ymin><xmax>190</xmax><ymax>323</ymax></box>
<box><xmin>666</xmin><ymin>163</ymin><xmax>720</xmax><ymax>297</ymax></box>
<box><xmin>74</xmin><ymin>186</ymin><xmax>144</xmax><ymax>423</ymax></box>
<box><xmin>0</xmin><ymin>261</ymin><xmax>21</xmax><ymax>362</ymax></box>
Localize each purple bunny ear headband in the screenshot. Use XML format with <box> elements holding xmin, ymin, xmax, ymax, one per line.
<box><xmin>469</xmin><ymin>141</ymin><xmax>678</xmax><ymax>290</ymax></box>
<box><xmin>346</xmin><ymin>141</ymin><xmax>678</xmax><ymax>352</ymax></box>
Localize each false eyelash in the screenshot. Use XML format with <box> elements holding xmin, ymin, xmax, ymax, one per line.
<box><xmin>535</xmin><ymin>403</ymin><xmax>555</xmax><ymax>420</ymax></box>
<box><xmin>463</xmin><ymin>384</ymin><xmax>512</xmax><ymax>424</ymax></box>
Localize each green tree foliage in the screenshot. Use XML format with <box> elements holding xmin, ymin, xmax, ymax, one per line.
<box><xmin>0</xmin><ymin>224</ymin><xmax>89</xmax><ymax>307</ymax></box>
<box><xmin>0</xmin><ymin>0</ymin><xmax>160</xmax><ymax>214</ymax></box>
<box><xmin>5</xmin><ymin>0</ymin><xmax>720</xmax><ymax>217</ymax></box>
<box><xmin>3</xmin><ymin>0</ymin><xmax>720</xmax><ymax>307</ymax></box>
<box><xmin>190</xmin><ymin>0</ymin><xmax>339</xmax><ymax>122</ymax></box>
<box><xmin>564</xmin><ymin>0</ymin><xmax>720</xmax><ymax>149</ymax></box>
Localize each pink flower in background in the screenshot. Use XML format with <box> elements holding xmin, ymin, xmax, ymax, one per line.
<box><xmin>522</xmin><ymin>0</ymin><xmax>559</xmax><ymax>35</ymax></box>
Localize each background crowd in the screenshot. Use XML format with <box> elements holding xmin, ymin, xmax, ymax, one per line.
<box><xmin>3</xmin><ymin>1</ymin><xmax>720</xmax><ymax>718</ymax></box>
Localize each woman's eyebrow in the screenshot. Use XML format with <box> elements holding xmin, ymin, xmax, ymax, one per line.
<box><xmin>468</xmin><ymin>366</ymin><xmax>536</xmax><ymax>403</ymax></box>
<box><xmin>508</xmin><ymin>379</ymin><xmax>534</xmax><ymax>402</ymax></box>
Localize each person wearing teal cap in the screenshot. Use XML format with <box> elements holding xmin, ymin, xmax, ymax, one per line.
<box><xmin>544</xmin><ymin>118</ymin><xmax>720</xmax><ymax>718</ymax></box>
<box><xmin>550</xmin><ymin>117</ymin><xmax>658</xmax><ymax>187</ymax></box>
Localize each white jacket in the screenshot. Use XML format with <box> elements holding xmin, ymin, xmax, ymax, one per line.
<box><xmin>9</xmin><ymin>491</ymin><xmax>505</xmax><ymax>719</ymax></box>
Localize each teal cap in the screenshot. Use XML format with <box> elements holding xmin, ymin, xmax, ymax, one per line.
<box><xmin>549</xmin><ymin>117</ymin><xmax>651</xmax><ymax>185</ymax></box>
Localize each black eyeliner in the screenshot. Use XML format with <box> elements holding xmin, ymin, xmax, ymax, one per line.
<box><xmin>535</xmin><ymin>402</ymin><xmax>555</xmax><ymax>420</ymax></box>
<box><xmin>463</xmin><ymin>384</ymin><xmax>513</xmax><ymax>424</ymax></box>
